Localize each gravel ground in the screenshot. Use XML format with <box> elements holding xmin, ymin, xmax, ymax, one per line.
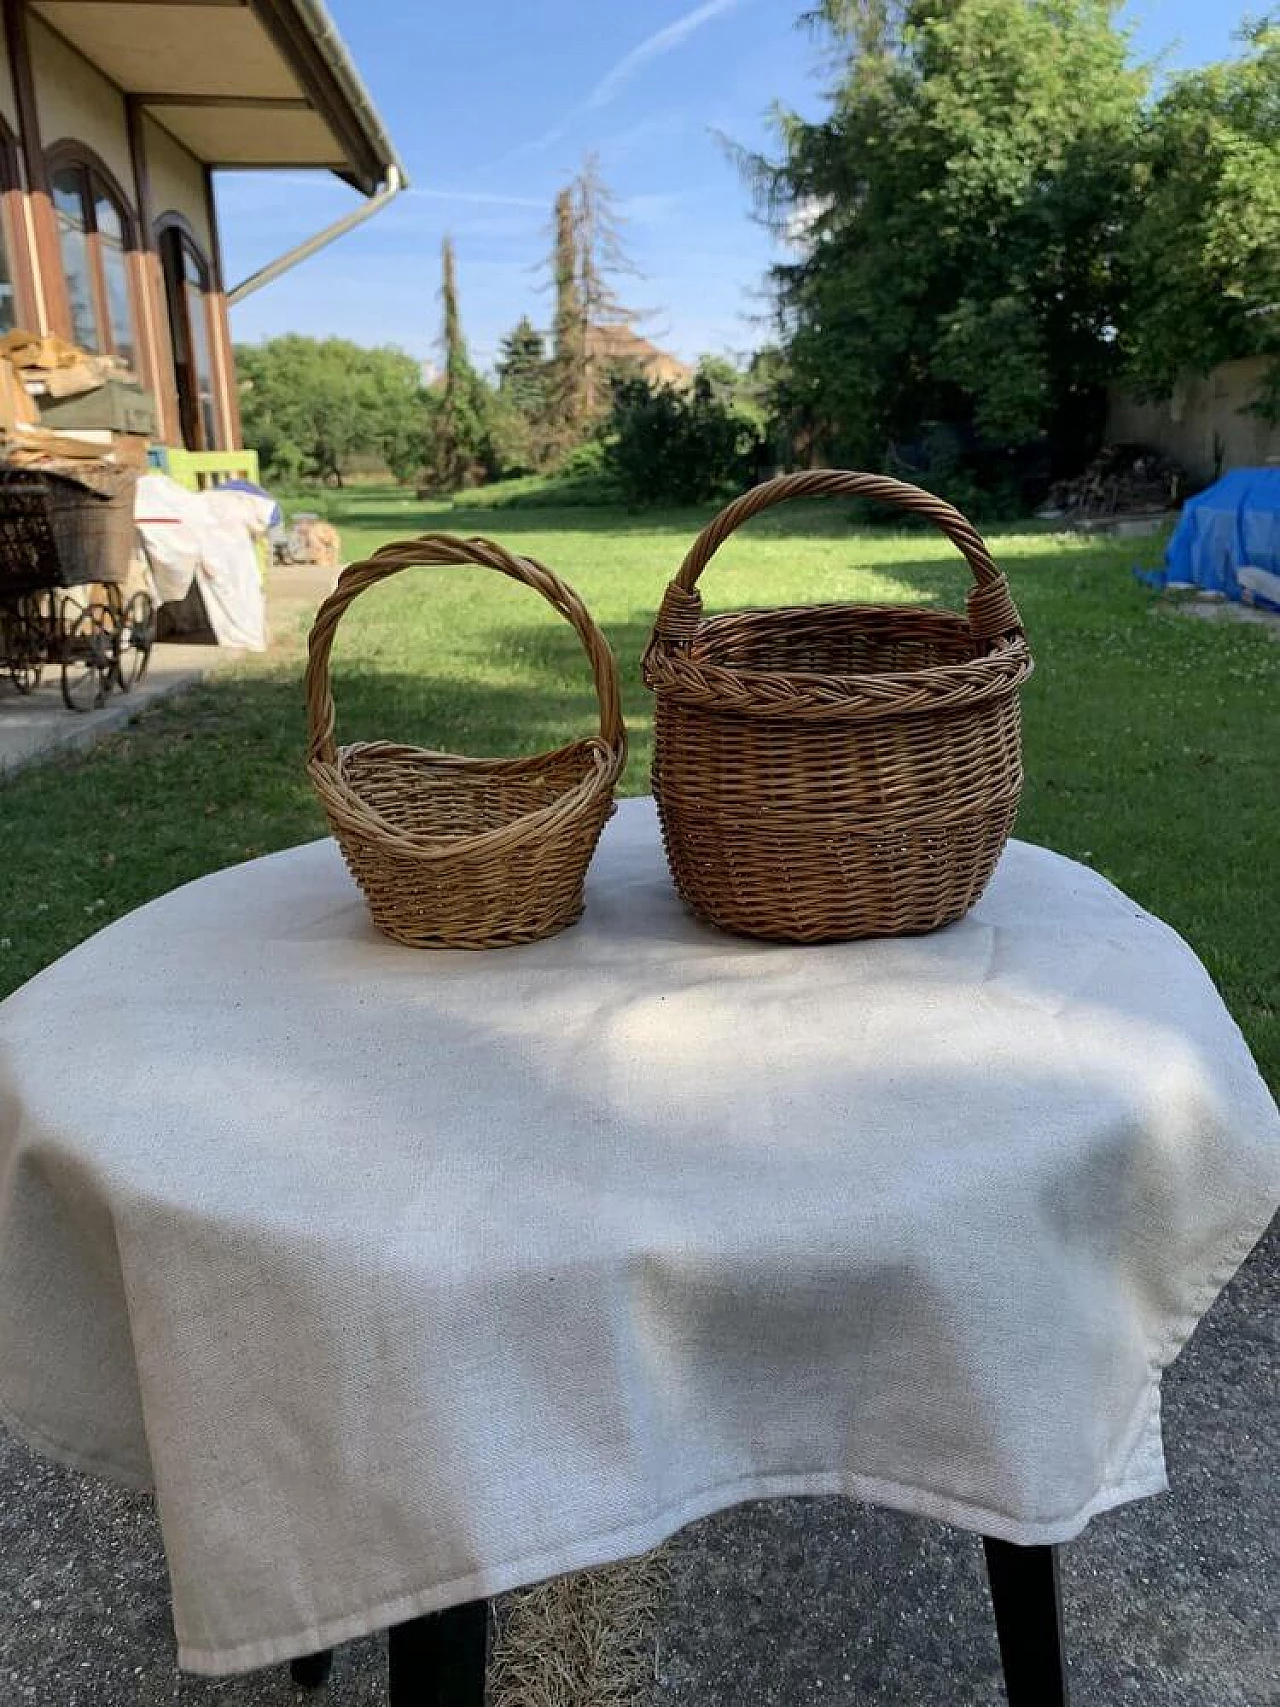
<box><xmin>2</xmin><ymin>1218</ymin><xmax>1276</xmax><ymax>1706</ymax></box>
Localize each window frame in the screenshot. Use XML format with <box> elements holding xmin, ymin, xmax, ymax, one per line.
<box><xmin>155</xmin><ymin>211</ymin><xmax>221</xmax><ymax>452</ymax></box>
<box><xmin>0</xmin><ymin>118</ymin><xmax>35</xmax><ymax>335</ymax></box>
<box><xmin>44</xmin><ymin>139</ymin><xmax>141</xmax><ymax>366</ymax></box>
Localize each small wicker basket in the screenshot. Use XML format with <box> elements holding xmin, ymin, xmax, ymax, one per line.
<box><xmin>642</xmin><ymin>470</ymin><xmax>1034</xmax><ymax>943</ymax></box>
<box><xmin>305</xmin><ymin>534</ymin><xmax>627</xmax><ymax>949</ymax></box>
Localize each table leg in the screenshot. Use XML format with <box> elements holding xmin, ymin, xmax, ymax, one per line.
<box><xmin>388</xmin><ymin>1599</ymin><xmax>488</xmax><ymax>1706</ymax></box>
<box><xmin>290</xmin><ymin>1648</ymin><xmax>334</xmax><ymax>1688</ymax></box>
<box><xmin>982</xmin><ymin>1537</ymin><xmax>1070</xmax><ymax>1706</ymax></box>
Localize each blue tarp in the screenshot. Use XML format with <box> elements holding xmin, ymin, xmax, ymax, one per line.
<box><xmin>1158</xmin><ymin>467</ymin><xmax>1280</xmax><ymax>608</ymax></box>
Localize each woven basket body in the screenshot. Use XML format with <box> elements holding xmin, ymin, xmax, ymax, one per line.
<box><xmin>643</xmin><ymin>472</ymin><xmax>1033</xmax><ymax>942</ymax></box>
<box><xmin>305</xmin><ymin>535</ymin><xmax>626</xmax><ymax>949</ymax></box>
<box><xmin>0</xmin><ymin>463</ymin><xmax>138</xmax><ymax>594</ymax></box>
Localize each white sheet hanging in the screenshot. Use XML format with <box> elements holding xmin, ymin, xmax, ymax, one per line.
<box><xmin>133</xmin><ymin>472</ymin><xmax>268</xmax><ymax>650</ymax></box>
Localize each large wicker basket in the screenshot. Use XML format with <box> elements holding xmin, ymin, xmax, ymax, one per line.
<box><xmin>305</xmin><ymin>534</ymin><xmax>627</xmax><ymax>949</ymax></box>
<box><xmin>642</xmin><ymin>471</ymin><xmax>1034</xmax><ymax>942</ymax></box>
<box><xmin>0</xmin><ymin>462</ymin><xmax>138</xmax><ymax>594</ymax></box>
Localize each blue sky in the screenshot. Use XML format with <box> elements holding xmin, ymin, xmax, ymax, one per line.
<box><xmin>220</xmin><ymin>0</ymin><xmax>1264</xmax><ymax>374</ymax></box>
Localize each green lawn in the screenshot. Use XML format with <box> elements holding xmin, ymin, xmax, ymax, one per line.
<box><xmin>2</xmin><ymin>486</ymin><xmax>1276</xmax><ymax>1088</ymax></box>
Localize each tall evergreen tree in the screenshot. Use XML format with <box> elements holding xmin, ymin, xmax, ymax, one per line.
<box><xmin>802</xmin><ymin>1</ymin><xmax>908</xmax><ymax>62</ymax></box>
<box><xmin>431</xmin><ymin>235</ymin><xmax>490</xmax><ymax>491</ymax></box>
<box><xmin>548</xmin><ymin>188</ymin><xmax>587</xmax><ymax>446</ymax></box>
<box><xmin>496</xmin><ymin>315</ymin><xmax>549</xmax><ymax>416</ymax></box>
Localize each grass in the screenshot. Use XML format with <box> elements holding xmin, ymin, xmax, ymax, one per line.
<box><xmin>2</xmin><ymin>486</ymin><xmax>1276</xmax><ymax>1089</ymax></box>
<box><xmin>448</xmin><ymin>469</ymin><xmax>623</xmax><ymax>509</ymax></box>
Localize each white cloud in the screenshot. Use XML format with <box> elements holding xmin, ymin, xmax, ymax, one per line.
<box><xmin>502</xmin><ymin>119</ymin><xmax>572</xmax><ymax>165</ymax></box>
<box><xmin>586</xmin><ymin>0</ymin><xmax>746</xmax><ymax>110</ymax></box>
<box><xmin>782</xmin><ymin>195</ymin><xmax>829</xmax><ymax>250</ymax></box>
<box><xmin>592</xmin><ymin>111</ymin><xmax>689</xmax><ymax>166</ymax></box>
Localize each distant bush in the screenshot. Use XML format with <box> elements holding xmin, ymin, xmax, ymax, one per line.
<box><xmin>604</xmin><ymin>375</ymin><xmax>765</xmax><ymax>506</ymax></box>
<box><xmin>554</xmin><ymin>438</ymin><xmax>610</xmax><ymax>480</ymax></box>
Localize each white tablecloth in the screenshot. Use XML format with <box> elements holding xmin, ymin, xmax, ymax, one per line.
<box><xmin>1</xmin><ymin>798</ymin><xmax>1276</xmax><ymax>1676</ymax></box>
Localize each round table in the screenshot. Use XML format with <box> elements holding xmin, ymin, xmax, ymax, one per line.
<box><xmin>0</xmin><ymin>797</ymin><xmax>1276</xmax><ymax>1687</ymax></box>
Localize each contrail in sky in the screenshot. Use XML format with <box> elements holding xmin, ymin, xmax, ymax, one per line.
<box><xmin>586</xmin><ymin>0</ymin><xmax>746</xmax><ymax>109</ymax></box>
<box><xmin>491</xmin><ymin>0</ymin><xmax>749</xmax><ymax>168</ymax></box>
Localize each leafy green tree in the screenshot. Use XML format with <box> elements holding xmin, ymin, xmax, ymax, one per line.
<box><xmin>236</xmin><ymin>335</ymin><xmax>430</xmax><ymax>486</ymax></box>
<box><xmin>492</xmin><ymin>315</ymin><xmax>551</xmax><ymax>474</ymax></box>
<box><xmin>750</xmin><ymin>0</ymin><xmax>1147</xmax><ymax>490</ymax></box>
<box><xmin>746</xmin><ymin>345</ymin><xmax>821</xmax><ymax>469</ymax></box>
<box><xmin>1124</xmin><ymin>19</ymin><xmax>1280</xmax><ymax>416</ymax></box>
<box><xmin>692</xmin><ymin>352</ymin><xmax>780</xmax><ymax>466</ymax></box>
<box><xmin>483</xmin><ymin>392</ymin><xmax>539</xmax><ymax>479</ymax></box>
<box><xmin>693</xmin><ymin>354</ymin><xmax>745</xmax><ymax>396</ymax></box>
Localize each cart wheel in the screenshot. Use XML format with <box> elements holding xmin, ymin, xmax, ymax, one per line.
<box><xmin>8</xmin><ymin>653</ymin><xmax>42</xmax><ymax>693</ymax></box>
<box><xmin>116</xmin><ymin>591</ymin><xmax>155</xmax><ymax>692</ymax></box>
<box><xmin>60</xmin><ymin>598</ymin><xmax>115</xmax><ymax>712</ymax></box>
<box><xmin>6</xmin><ymin>594</ymin><xmax>48</xmax><ymax>693</ymax></box>
<box><xmin>7</xmin><ymin>614</ymin><xmax>43</xmax><ymax>693</ymax></box>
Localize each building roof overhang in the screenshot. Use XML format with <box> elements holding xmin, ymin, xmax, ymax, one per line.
<box><xmin>30</xmin><ymin>0</ymin><xmax>405</xmax><ymax>195</ymax></box>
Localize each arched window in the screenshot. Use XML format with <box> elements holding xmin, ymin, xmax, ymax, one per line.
<box><xmin>45</xmin><ymin>143</ymin><xmax>139</xmax><ymax>369</ymax></box>
<box><xmin>156</xmin><ymin>214</ymin><xmax>219</xmax><ymax>451</ymax></box>
<box><xmin>0</xmin><ymin>123</ymin><xmax>23</xmax><ymax>336</ymax></box>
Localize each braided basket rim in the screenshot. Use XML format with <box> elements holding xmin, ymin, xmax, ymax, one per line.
<box><xmin>304</xmin><ymin>533</ymin><xmax>627</xmax><ymax>872</ymax></box>
<box><xmin>643</xmin><ymin>471</ymin><xmax>1033</xmax><ymax>723</ymax></box>
<box><xmin>308</xmin><ymin>736</ymin><xmax>623</xmax><ymax>866</ymax></box>
<box><xmin>644</xmin><ymin>602</ymin><xmax>1032</xmax><ymax>720</ymax></box>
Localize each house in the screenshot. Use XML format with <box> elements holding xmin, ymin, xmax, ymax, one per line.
<box><xmin>584</xmin><ymin>323</ymin><xmax>691</xmax><ymax>391</ymax></box>
<box><xmin>0</xmin><ymin>0</ymin><xmax>403</xmax><ymax>459</ymax></box>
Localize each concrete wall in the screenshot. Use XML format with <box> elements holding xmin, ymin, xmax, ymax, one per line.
<box><xmin>1108</xmin><ymin>357</ymin><xmax>1280</xmax><ymax>484</ymax></box>
<box><xmin>29</xmin><ymin>17</ymin><xmax>132</xmax><ymax>194</ymax></box>
<box><xmin>143</xmin><ymin>116</ymin><xmax>214</xmax><ymax>258</ymax></box>
<box><xmin>27</xmin><ymin>24</ymin><xmax>213</xmax><ymax>258</ymax></box>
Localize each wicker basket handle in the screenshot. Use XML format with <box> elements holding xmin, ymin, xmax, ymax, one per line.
<box><xmin>305</xmin><ymin>533</ymin><xmax>624</xmax><ymax>768</ymax></box>
<box><xmin>655</xmin><ymin>470</ymin><xmax>1022</xmax><ymax>646</ymax></box>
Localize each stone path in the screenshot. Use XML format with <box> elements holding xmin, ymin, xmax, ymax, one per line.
<box><xmin>0</xmin><ymin>641</ymin><xmax>218</xmax><ymax>776</ymax></box>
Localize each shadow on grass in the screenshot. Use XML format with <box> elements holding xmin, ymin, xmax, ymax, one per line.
<box><xmin>328</xmin><ymin>496</ymin><xmax>1081</xmax><ymax>555</ymax></box>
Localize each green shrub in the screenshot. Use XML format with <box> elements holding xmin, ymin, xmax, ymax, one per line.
<box><xmin>604</xmin><ymin>375</ymin><xmax>765</xmax><ymax>506</ymax></box>
<box><xmin>555</xmin><ymin>439</ymin><xmax>610</xmax><ymax>480</ymax></box>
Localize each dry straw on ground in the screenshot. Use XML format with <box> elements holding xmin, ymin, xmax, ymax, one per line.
<box><xmin>489</xmin><ymin>1551</ymin><xmax>670</xmax><ymax>1707</ymax></box>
